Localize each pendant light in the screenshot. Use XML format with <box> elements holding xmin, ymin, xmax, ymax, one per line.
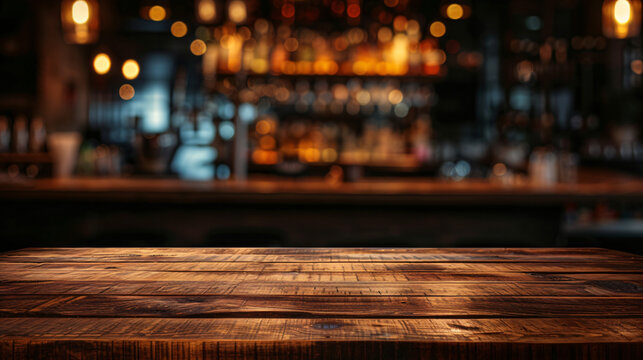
<box><xmin>602</xmin><ymin>0</ymin><xmax>642</xmax><ymax>39</ymax></box>
<box><xmin>60</xmin><ymin>0</ymin><xmax>100</xmax><ymax>44</ymax></box>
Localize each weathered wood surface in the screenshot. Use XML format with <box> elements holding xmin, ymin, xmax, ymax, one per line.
<box><xmin>0</xmin><ymin>248</ymin><xmax>642</xmax><ymax>359</ymax></box>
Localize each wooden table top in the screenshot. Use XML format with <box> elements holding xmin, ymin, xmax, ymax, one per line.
<box><xmin>0</xmin><ymin>247</ymin><xmax>641</xmax><ymax>359</ymax></box>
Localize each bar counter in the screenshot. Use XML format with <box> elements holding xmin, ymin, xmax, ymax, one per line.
<box><xmin>1</xmin><ymin>169</ymin><xmax>642</xmax><ymax>205</ymax></box>
<box><xmin>1</xmin><ymin>169</ymin><xmax>643</xmax><ymax>251</ymax></box>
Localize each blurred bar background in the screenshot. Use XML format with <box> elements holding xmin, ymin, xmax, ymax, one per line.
<box><xmin>0</xmin><ymin>0</ymin><xmax>642</xmax><ymax>252</ymax></box>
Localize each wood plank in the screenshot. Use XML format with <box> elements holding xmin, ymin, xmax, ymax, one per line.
<box><xmin>0</xmin><ymin>280</ymin><xmax>641</xmax><ymax>296</ymax></box>
<box><xmin>2</xmin><ymin>340</ymin><xmax>642</xmax><ymax>360</ymax></box>
<box><xmin>2</xmin><ymin>247</ymin><xmax>638</xmax><ymax>263</ymax></box>
<box><xmin>0</xmin><ymin>294</ymin><xmax>641</xmax><ymax>318</ymax></box>
<box><xmin>0</xmin><ymin>317</ymin><xmax>640</xmax><ymax>343</ymax></box>
<box><xmin>3</xmin><ymin>247</ymin><xmax>637</xmax><ymax>257</ymax></box>
<box><xmin>2</xmin><ymin>269</ymin><xmax>642</xmax><ymax>282</ymax></box>
<box><xmin>1</xmin><ymin>261</ymin><xmax>641</xmax><ymax>274</ymax></box>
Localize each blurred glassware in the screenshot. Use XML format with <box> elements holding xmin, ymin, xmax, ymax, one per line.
<box><xmin>558</xmin><ymin>152</ymin><xmax>578</xmax><ymax>184</ymax></box>
<box><xmin>47</xmin><ymin>132</ymin><xmax>82</xmax><ymax>178</ymax></box>
<box><xmin>492</xmin><ymin>143</ymin><xmax>528</xmax><ymax>169</ymax></box>
<box><xmin>135</xmin><ymin>132</ymin><xmax>178</xmax><ymax>175</ymax></box>
<box><xmin>610</xmin><ymin>123</ymin><xmax>640</xmax><ymax>146</ymax></box>
<box><xmin>529</xmin><ymin>148</ymin><xmax>558</xmax><ymax>185</ymax></box>
<box><xmin>490</xmin><ymin>162</ymin><xmax>514</xmax><ymax>186</ymax></box>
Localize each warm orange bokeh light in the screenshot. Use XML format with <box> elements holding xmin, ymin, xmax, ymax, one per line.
<box><xmin>148</xmin><ymin>5</ymin><xmax>166</xmax><ymax>21</ymax></box>
<box><xmin>190</xmin><ymin>39</ymin><xmax>207</xmax><ymax>56</ymax></box>
<box><xmin>614</xmin><ymin>0</ymin><xmax>632</xmax><ymax>24</ymax></box>
<box><xmin>430</xmin><ymin>21</ymin><xmax>446</xmax><ymax>37</ymax></box>
<box><xmin>118</xmin><ymin>84</ymin><xmax>135</xmax><ymax>100</ymax></box>
<box><xmin>72</xmin><ymin>0</ymin><xmax>90</xmax><ymax>24</ymax></box>
<box><xmin>602</xmin><ymin>0</ymin><xmax>641</xmax><ymax>38</ymax></box>
<box><xmin>228</xmin><ymin>0</ymin><xmax>247</xmax><ymax>23</ymax></box>
<box><xmin>631</xmin><ymin>59</ymin><xmax>643</xmax><ymax>74</ymax></box>
<box><xmin>196</xmin><ymin>0</ymin><xmax>217</xmax><ymax>23</ymax></box>
<box><xmin>93</xmin><ymin>53</ymin><xmax>111</xmax><ymax>74</ymax></box>
<box><xmin>446</xmin><ymin>4</ymin><xmax>464</xmax><ymax>20</ymax></box>
<box><xmin>122</xmin><ymin>59</ymin><xmax>140</xmax><ymax>80</ymax></box>
<box><xmin>171</xmin><ymin>21</ymin><xmax>188</xmax><ymax>38</ymax></box>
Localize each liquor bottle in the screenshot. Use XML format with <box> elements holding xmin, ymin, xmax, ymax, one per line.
<box><xmin>12</xmin><ymin>115</ymin><xmax>29</xmax><ymax>153</ymax></box>
<box><xmin>29</xmin><ymin>116</ymin><xmax>47</xmax><ymax>152</ymax></box>
<box><xmin>0</xmin><ymin>116</ymin><xmax>9</xmax><ymax>153</ymax></box>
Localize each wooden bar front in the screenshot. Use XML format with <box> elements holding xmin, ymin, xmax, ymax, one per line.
<box><xmin>0</xmin><ymin>248</ymin><xmax>641</xmax><ymax>359</ymax></box>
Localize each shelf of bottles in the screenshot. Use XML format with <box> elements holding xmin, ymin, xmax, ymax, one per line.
<box><xmin>0</xmin><ymin>115</ymin><xmax>52</xmax><ymax>179</ymax></box>
<box><xmin>218</xmin><ymin>75</ymin><xmax>435</xmax><ymax>171</ymax></box>
<box><xmin>193</xmin><ymin>1</ymin><xmax>481</xmax><ymax>78</ymax></box>
<box><xmin>80</xmin><ymin>0</ymin><xmax>485</xmax><ymax>180</ymax></box>
<box><xmin>187</xmin><ymin>1</ymin><xmax>481</xmax><ymax>178</ymax></box>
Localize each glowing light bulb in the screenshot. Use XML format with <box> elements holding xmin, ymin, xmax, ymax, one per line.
<box><xmin>72</xmin><ymin>0</ymin><xmax>90</xmax><ymax>24</ymax></box>
<box><xmin>122</xmin><ymin>59</ymin><xmax>140</xmax><ymax>80</ymax></box>
<box><xmin>614</xmin><ymin>0</ymin><xmax>632</xmax><ymax>24</ymax></box>
<box><xmin>93</xmin><ymin>53</ymin><xmax>111</xmax><ymax>74</ymax></box>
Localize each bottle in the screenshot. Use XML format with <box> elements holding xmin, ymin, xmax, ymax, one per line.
<box><xmin>0</xmin><ymin>116</ymin><xmax>9</xmax><ymax>153</ymax></box>
<box><xmin>29</xmin><ymin>116</ymin><xmax>47</xmax><ymax>152</ymax></box>
<box><xmin>11</xmin><ymin>115</ymin><xmax>29</xmax><ymax>153</ymax></box>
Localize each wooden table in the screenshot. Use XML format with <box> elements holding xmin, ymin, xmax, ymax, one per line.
<box><xmin>0</xmin><ymin>248</ymin><xmax>641</xmax><ymax>359</ymax></box>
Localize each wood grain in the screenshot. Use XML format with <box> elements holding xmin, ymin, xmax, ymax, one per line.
<box><xmin>2</xmin><ymin>280</ymin><xmax>641</xmax><ymax>296</ymax></box>
<box><xmin>1</xmin><ymin>294</ymin><xmax>642</xmax><ymax>318</ymax></box>
<box><xmin>0</xmin><ymin>247</ymin><xmax>641</xmax><ymax>359</ymax></box>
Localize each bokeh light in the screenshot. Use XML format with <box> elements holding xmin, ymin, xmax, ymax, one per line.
<box><xmin>196</xmin><ymin>0</ymin><xmax>217</xmax><ymax>23</ymax></box>
<box><xmin>148</xmin><ymin>5</ymin><xmax>167</xmax><ymax>21</ymax></box>
<box><xmin>219</xmin><ymin>121</ymin><xmax>235</xmax><ymax>140</ymax></box>
<box><xmin>614</xmin><ymin>0</ymin><xmax>632</xmax><ymax>24</ymax></box>
<box><xmin>347</xmin><ymin>4</ymin><xmax>361</xmax><ymax>18</ymax></box>
<box><xmin>284</xmin><ymin>37</ymin><xmax>299</xmax><ymax>52</ymax></box>
<box><xmin>93</xmin><ymin>53</ymin><xmax>111</xmax><ymax>75</ymax></box>
<box><xmin>122</xmin><ymin>59</ymin><xmax>140</xmax><ymax>80</ymax></box>
<box><xmin>631</xmin><ymin>59</ymin><xmax>643</xmax><ymax>74</ymax></box>
<box><xmin>430</xmin><ymin>21</ymin><xmax>446</xmax><ymax>37</ymax></box>
<box><xmin>256</xmin><ymin>120</ymin><xmax>272</xmax><ymax>135</ymax></box>
<box><xmin>171</xmin><ymin>21</ymin><xmax>188</xmax><ymax>38</ymax></box>
<box><xmin>72</xmin><ymin>0</ymin><xmax>90</xmax><ymax>24</ymax></box>
<box><xmin>492</xmin><ymin>163</ymin><xmax>508</xmax><ymax>177</ymax></box>
<box><xmin>378</xmin><ymin>27</ymin><xmax>393</xmax><ymax>42</ymax></box>
<box><xmin>228</xmin><ymin>0</ymin><xmax>247</xmax><ymax>23</ymax></box>
<box><xmin>118</xmin><ymin>84</ymin><xmax>135</xmax><ymax>100</ymax></box>
<box><xmin>446</xmin><ymin>4</ymin><xmax>464</xmax><ymax>20</ymax></box>
<box><xmin>190</xmin><ymin>39</ymin><xmax>207</xmax><ymax>56</ymax></box>
<box><xmin>388</xmin><ymin>89</ymin><xmax>404</xmax><ymax>104</ymax></box>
